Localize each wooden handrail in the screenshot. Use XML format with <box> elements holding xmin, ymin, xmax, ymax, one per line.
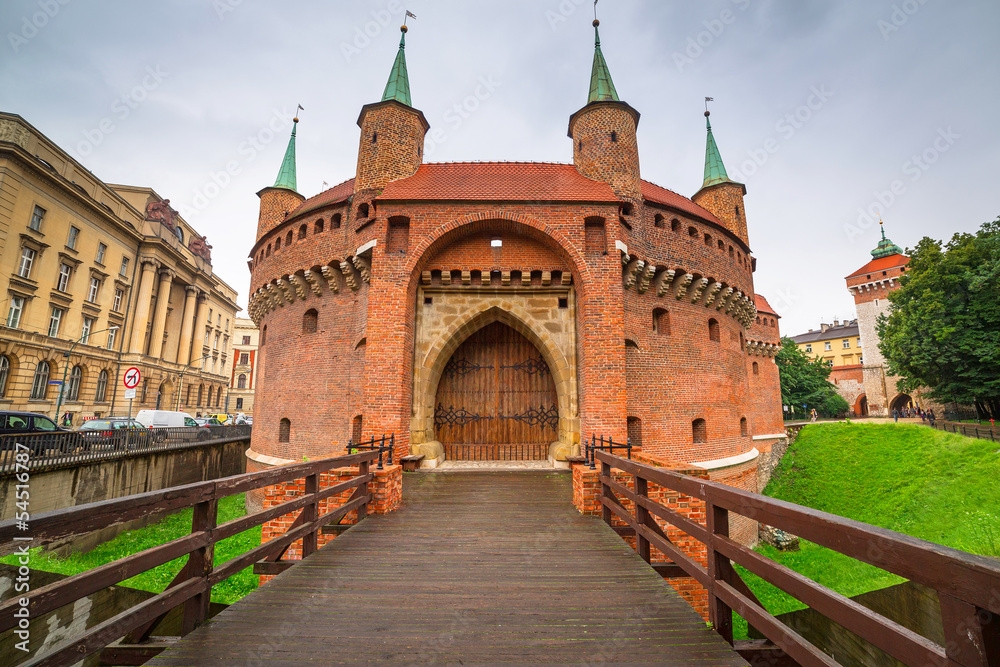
<box><xmin>0</xmin><ymin>450</ymin><xmax>379</xmax><ymax>665</ymax></box>
<box><xmin>595</xmin><ymin>450</ymin><xmax>1000</xmax><ymax>667</ymax></box>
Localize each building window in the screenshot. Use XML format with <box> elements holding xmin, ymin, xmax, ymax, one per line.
<box><xmin>95</xmin><ymin>369</ymin><xmax>108</xmax><ymax>402</ymax></box>
<box><xmin>29</xmin><ymin>205</ymin><xmax>45</xmax><ymax>231</ymax></box>
<box><xmin>204</xmin><ymin>329</ymin><xmax>210</xmax><ymax>345</ymax></box>
<box><xmin>18</xmin><ymin>247</ymin><xmax>36</xmax><ymax>279</ymax></box>
<box><xmin>842</xmin><ymin>339</ymin><xmax>850</xmax><ymax>349</ymax></box>
<box><xmin>708</xmin><ymin>318</ymin><xmax>720</xmax><ymax>343</ymax></box>
<box><xmin>688</xmin><ymin>226</ymin><xmax>698</xmax><ymax>238</ymax></box>
<box><xmin>704</xmin><ymin>233</ymin><xmax>712</xmax><ymax>246</ymax></box>
<box><xmin>387</xmin><ymin>217</ymin><xmax>410</xmax><ymax>254</ymax></box>
<box><xmin>303</xmin><ymin>309</ymin><xmax>318</xmax><ymax>333</ymax></box>
<box><xmin>7</xmin><ymin>296</ymin><xmax>24</xmax><ymax>328</ymax></box>
<box><xmin>208</xmin><ymin>308</ymin><xmax>213</xmax><ymax>322</ymax></box>
<box><xmin>298</xmin><ymin>224</ymin><xmax>307</xmax><ymax>240</ymax></box>
<box><xmin>627</xmin><ymin>416</ymin><xmax>642</xmax><ymax>447</ymax></box>
<box><xmin>752</xmin><ymin>361</ymin><xmax>759</xmax><ymax>375</ymax></box>
<box><xmin>824</xmin><ymin>341</ymin><xmax>832</xmax><ymax>351</ymax></box>
<box><xmin>315</xmin><ymin>219</ymin><xmax>324</xmax><ymax>234</ymax></box>
<box><xmin>671</xmin><ymin>218</ymin><xmax>681</xmax><ymax>232</ymax></box>
<box><xmin>285</xmin><ymin>231</ymin><xmax>293</xmax><ymax>246</ymax></box>
<box><xmin>217</xmin><ymin>314</ymin><xmax>221</xmax><ymax>326</ymax></box>
<box><xmin>260</xmin><ymin>326</ymin><xmax>267</xmax><ymax>346</ymax></box>
<box><xmin>213</xmin><ymin>333</ymin><xmax>220</xmax><ymax>349</ymax></box>
<box><xmin>113</xmin><ymin>288</ymin><xmax>124</xmax><ymax>312</ymax></box>
<box><xmin>67</xmin><ymin>226</ymin><xmax>79</xmax><ymax>249</ymax></box>
<box><xmin>279</xmin><ymin>418</ymin><xmax>291</xmax><ymax>443</ymax></box>
<box><xmin>106</xmin><ymin>327</ymin><xmax>117</xmax><ymax>350</ymax></box>
<box><xmin>653</xmin><ymin>308</ymin><xmax>670</xmax><ymax>335</ymax></box>
<box><xmin>584</xmin><ymin>217</ymin><xmax>606</xmax><ymax>256</ymax></box>
<box><xmin>81</xmin><ymin>317</ymin><xmax>94</xmax><ymax>345</ymax></box>
<box><xmin>239</xmin><ymin>353</ymin><xmax>249</xmax><ymax>364</ymax></box>
<box><xmin>235</xmin><ymin>397</ymin><xmax>243</xmax><ymax>409</ymax></box>
<box><xmin>48</xmin><ymin>307</ymin><xmax>63</xmax><ymax>337</ymax></box>
<box><xmin>96</xmin><ymin>242</ymin><xmax>107</xmax><ymax>264</ymax></box>
<box><xmin>88</xmin><ymin>277</ymin><xmax>101</xmax><ymax>302</ymax></box>
<box><xmin>237</xmin><ymin>374</ymin><xmax>247</xmax><ymax>389</ymax></box>
<box><xmin>740</xmin><ymin>417</ymin><xmax>748</xmax><ymax>437</ymax></box>
<box><xmin>57</xmin><ymin>263</ymin><xmax>72</xmax><ymax>291</ymax></box>
<box><xmin>357</xmin><ymin>203</ymin><xmax>369</xmax><ymax>219</ymax></box>
<box><xmin>225</xmin><ymin>318</ymin><xmax>229</xmax><ymax>330</ymax></box>
<box><xmin>197</xmin><ymin>385</ymin><xmax>203</xmax><ymax>405</ymax></box>
<box><xmin>67</xmin><ymin>365</ymin><xmax>83</xmax><ymax>401</ymax></box>
<box><xmin>692</xmin><ymin>418</ymin><xmax>707</xmax><ymax>444</ymax></box>
<box><xmin>332</xmin><ymin>213</ymin><xmax>342</xmax><ymax>229</ymax></box>
<box><xmin>654</xmin><ymin>214</ymin><xmax>665</xmax><ymax>228</ymax></box>
<box><xmin>805</xmin><ymin>344</ymin><xmax>812</xmax><ymax>353</ymax></box>
<box><xmin>141</xmin><ymin>378</ymin><xmax>149</xmax><ymax>403</ymax></box>
<box><xmin>857</xmin><ymin>338</ymin><xmax>862</xmax><ymax>346</ymax></box>
<box><xmin>0</xmin><ymin>355</ymin><xmax>9</xmax><ymax>397</ymax></box>
<box><xmin>31</xmin><ymin>360</ymin><xmax>50</xmax><ymax>399</ymax></box>
<box><xmin>242</xmin><ymin>335</ymin><xmax>251</xmax><ymax>345</ymax></box>
<box><xmin>120</xmin><ymin>256</ymin><xmax>130</xmax><ymax>276</ymax></box>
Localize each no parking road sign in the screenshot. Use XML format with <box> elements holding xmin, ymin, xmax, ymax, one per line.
<box><xmin>123</xmin><ymin>367</ymin><xmax>141</xmax><ymax>389</ymax></box>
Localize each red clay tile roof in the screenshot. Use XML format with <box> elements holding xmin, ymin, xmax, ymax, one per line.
<box><xmin>378</xmin><ymin>162</ymin><xmax>619</xmax><ymax>202</ymax></box>
<box><xmin>641</xmin><ymin>180</ymin><xmax>725</xmax><ymax>226</ymax></box>
<box><xmin>290</xmin><ymin>177</ymin><xmax>355</xmax><ymax>218</ymax></box>
<box><xmin>845</xmin><ymin>253</ymin><xmax>909</xmax><ymax>279</ymax></box>
<box><xmin>754</xmin><ymin>294</ymin><xmax>780</xmax><ymax>317</ymax></box>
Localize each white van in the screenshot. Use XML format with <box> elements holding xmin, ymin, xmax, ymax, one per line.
<box><xmin>135</xmin><ymin>410</ymin><xmax>198</xmax><ymax>428</ymax></box>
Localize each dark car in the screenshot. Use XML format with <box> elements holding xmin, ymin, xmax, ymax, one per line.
<box><xmin>76</xmin><ymin>417</ymin><xmax>154</xmax><ymax>450</ymax></box>
<box><xmin>0</xmin><ymin>411</ymin><xmax>80</xmax><ymax>454</ymax></box>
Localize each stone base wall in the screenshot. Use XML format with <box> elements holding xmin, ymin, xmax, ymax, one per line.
<box><xmin>258</xmin><ymin>464</ymin><xmax>401</xmax><ymax>585</ymax></box>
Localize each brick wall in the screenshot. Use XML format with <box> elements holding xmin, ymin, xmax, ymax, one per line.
<box><xmin>257</xmin><ymin>464</ymin><xmax>401</xmax><ymax>585</ymax></box>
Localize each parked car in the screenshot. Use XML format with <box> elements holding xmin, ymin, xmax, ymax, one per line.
<box><xmin>0</xmin><ymin>411</ymin><xmax>80</xmax><ymax>453</ymax></box>
<box><xmin>207</xmin><ymin>413</ymin><xmax>231</xmax><ymax>425</ymax></box>
<box><xmin>135</xmin><ymin>410</ymin><xmax>211</xmax><ymax>442</ymax></box>
<box><xmin>193</xmin><ymin>417</ymin><xmax>224</xmax><ymax>426</ymax></box>
<box><xmin>76</xmin><ymin>417</ymin><xmax>153</xmax><ymax>449</ymax></box>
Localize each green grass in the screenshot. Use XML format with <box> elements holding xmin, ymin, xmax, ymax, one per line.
<box><xmin>3</xmin><ymin>494</ymin><xmax>260</xmax><ymax>604</ymax></box>
<box><xmin>733</xmin><ymin>423</ymin><xmax>1000</xmax><ymax>639</ymax></box>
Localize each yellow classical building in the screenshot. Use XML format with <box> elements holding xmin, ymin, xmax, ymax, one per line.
<box><xmin>227</xmin><ymin>317</ymin><xmax>259</xmax><ymax>416</ymax></box>
<box><xmin>789</xmin><ymin>319</ymin><xmax>863</xmax><ymax>367</ymax></box>
<box><xmin>0</xmin><ymin>113</ymin><xmax>239</xmax><ymax>424</ymax></box>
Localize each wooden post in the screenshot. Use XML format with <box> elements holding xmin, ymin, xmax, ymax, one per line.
<box><xmin>706</xmin><ymin>500</ymin><xmax>733</xmax><ymax>645</ymax></box>
<box><xmin>357</xmin><ymin>458</ymin><xmax>369</xmax><ymax>520</ymax></box>
<box><xmin>600</xmin><ymin>458</ymin><xmax>613</xmax><ymax>527</ymax></box>
<box><xmin>302</xmin><ymin>473</ymin><xmax>319</xmax><ymax>558</ymax></box>
<box><xmin>940</xmin><ymin>593</ymin><xmax>1000</xmax><ymax>666</ymax></box>
<box><xmin>182</xmin><ymin>497</ymin><xmax>218</xmax><ymax>636</ymax></box>
<box><xmin>635</xmin><ymin>475</ymin><xmax>651</xmax><ymax>564</ymax></box>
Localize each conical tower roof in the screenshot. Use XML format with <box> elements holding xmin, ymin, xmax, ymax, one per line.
<box><xmin>871</xmin><ymin>220</ymin><xmax>904</xmax><ymax>259</ymax></box>
<box><xmin>272</xmin><ymin>117</ymin><xmax>298</xmax><ymax>192</ymax></box>
<box><xmin>701</xmin><ymin>112</ymin><xmax>741</xmax><ymax>189</ymax></box>
<box><xmin>588</xmin><ymin>21</ymin><xmax>620</xmax><ymax>103</ymax></box>
<box><xmin>381</xmin><ymin>27</ymin><xmax>412</xmax><ymax>107</ymax></box>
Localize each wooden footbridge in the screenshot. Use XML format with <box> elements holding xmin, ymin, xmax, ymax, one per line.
<box><xmin>2</xmin><ymin>450</ymin><xmax>999</xmax><ymax>666</ymax></box>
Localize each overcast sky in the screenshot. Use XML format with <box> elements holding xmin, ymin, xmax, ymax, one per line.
<box><xmin>3</xmin><ymin>1</ymin><xmax>998</xmax><ymax>336</ymax></box>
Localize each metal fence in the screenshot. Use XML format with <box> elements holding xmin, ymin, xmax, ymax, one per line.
<box><xmin>0</xmin><ymin>425</ymin><xmax>252</xmax><ymax>474</ymax></box>
<box><xmin>933</xmin><ymin>420</ymin><xmax>999</xmax><ymax>442</ymax></box>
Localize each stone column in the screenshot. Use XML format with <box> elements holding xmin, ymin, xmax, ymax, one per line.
<box><xmin>176</xmin><ymin>286</ymin><xmax>199</xmax><ymax>365</ymax></box>
<box><xmin>191</xmin><ymin>292</ymin><xmax>210</xmax><ymax>367</ymax></box>
<box><xmin>128</xmin><ymin>260</ymin><xmax>158</xmax><ymax>354</ymax></box>
<box><xmin>147</xmin><ymin>269</ymin><xmax>174</xmax><ymax>360</ymax></box>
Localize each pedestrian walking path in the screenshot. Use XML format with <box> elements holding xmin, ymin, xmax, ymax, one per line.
<box><xmin>148</xmin><ymin>471</ymin><xmax>746</xmax><ymax>665</ymax></box>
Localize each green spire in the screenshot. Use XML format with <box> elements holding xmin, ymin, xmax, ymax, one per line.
<box><xmin>871</xmin><ymin>220</ymin><xmax>904</xmax><ymax>259</ymax></box>
<box><xmin>272</xmin><ymin>117</ymin><xmax>298</xmax><ymax>192</ymax></box>
<box><xmin>588</xmin><ymin>21</ymin><xmax>619</xmax><ymax>103</ymax></box>
<box><xmin>381</xmin><ymin>26</ymin><xmax>412</xmax><ymax>106</ymax></box>
<box><xmin>702</xmin><ymin>112</ymin><xmax>738</xmax><ymax>189</ymax></box>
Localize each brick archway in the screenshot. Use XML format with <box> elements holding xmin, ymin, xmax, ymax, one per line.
<box><xmin>411</xmin><ymin>303</ymin><xmax>579</xmax><ymax>465</ymax></box>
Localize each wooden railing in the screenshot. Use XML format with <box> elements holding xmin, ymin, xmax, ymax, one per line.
<box><xmin>596</xmin><ymin>450</ymin><xmax>1000</xmax><ymax>667</ymax></box>
<box><xmin>0</xmin><ymin>450</ymin><xmax>378</xmax><ymax>666</ymax></box>
<box><xmin>934</xmin><ymin>421</ymin><xmax>999</xmax><ymax>442</ymax></box>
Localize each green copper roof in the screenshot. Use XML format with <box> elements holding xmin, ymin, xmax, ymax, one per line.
<box><xmin>381</xmin><ymin>29</ymin><xmax>412</xmax><ymax>107</ymax></box>
<box><xmin>702</xmin><ymin>113</ymin><xmax>739</xmax><ymax>189</ymax></box>
<box><xmin>588</xmin><ymin>23</ymin><xmax>620</xmax><ymax>103</ymax></box>
<box><xmin>272</xmin><ymin>119</ymin><xmax>298</xmax><ymax>192</ymax></box>
<box><xmin>871</xmin><ymin>222</ymin><xmax>904</xmax><ymax>259</ymax></box>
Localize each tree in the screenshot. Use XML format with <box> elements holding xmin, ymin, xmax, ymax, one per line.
<box><xmin>878</xmin><ymin>217</ymin><xmax>1000</xmax><ymax>419</ymax></box>
<box><xmin>775</xmin><ymin>337</ymin><xmax>851</xmax><ymax>418</ymax></box>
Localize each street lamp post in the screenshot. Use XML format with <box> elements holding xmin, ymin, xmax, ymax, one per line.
<box><xmin>54</xmin><ymin>325</ymin><xmax>120</xmax><ymax>424</ymax></box>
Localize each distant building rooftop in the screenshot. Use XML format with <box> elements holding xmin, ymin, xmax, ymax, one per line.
<box><xmin>790</xmin><ymin>320</ymin><xmax>860</xmax><ymax>344</ymax></box>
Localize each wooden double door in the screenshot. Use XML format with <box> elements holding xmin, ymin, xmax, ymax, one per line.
<box><xmin>434</xmin><ymin>322</ymin><xmax>558</xmax><ymax>460</ymax></box>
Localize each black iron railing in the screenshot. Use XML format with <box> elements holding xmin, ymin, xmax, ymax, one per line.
<box><xmin>586</xmin><ymin>433</ymin><xmax>632</xmax><ymax>469</ymax></box>
<box><xmin>347</xmin><ymin>433</ymin><xmax>395</xmax><ymax>470</ymax></box>
<box><xmin>0</xmin><ymin>425</ymin><xmax>252</xmax><ymax>474</ymax></box>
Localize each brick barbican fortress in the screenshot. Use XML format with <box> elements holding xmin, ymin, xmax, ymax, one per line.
<box><xmin>243</xmin><ymin>22</ymin><xmax>785</xmax><ymax>528</ymax></box>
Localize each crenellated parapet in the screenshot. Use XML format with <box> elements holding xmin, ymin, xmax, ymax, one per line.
<box><xmin>621</xmin><ymin>251</ymin><xmax>757</xmax><ymax>328</ymax></box>
<box><xmin>248</xmin><ymin>256</ymin><xmax>372</xmax><ymax>325</ymax></box>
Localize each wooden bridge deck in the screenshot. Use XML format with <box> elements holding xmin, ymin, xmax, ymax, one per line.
<box><xmin>148</xmin><ymin>471</ymin><xmax>746</xmax><ymax>665</ymax></box>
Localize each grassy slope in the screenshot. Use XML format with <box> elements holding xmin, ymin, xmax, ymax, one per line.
<box><xmin>3</xmin><ymin>494</ymin><xmax>259</xmax><ymax>604</ymax></box>
<box><xmin>734</xmin><ymin>423</ymin><xmax>1000</xmax><ymax>638</ymax></box>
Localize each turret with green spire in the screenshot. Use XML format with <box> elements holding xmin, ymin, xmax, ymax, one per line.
<box><xmin>871</xmin><ymin>220</ymin><xmax>904</xmax><ymax>259</ymax></box>
<box><xmin>701</xmin><ymin>111</ymin><xmax>741</xmax><ymax>190</ymax></box>
<box><xmin>691</xmin><ymin>107</ymin><xmax>750</xmax><ymax>245</ymax></box>
<box><xmin>272</xmin><ymin>116</ymin><xmax>299</xmax><ymax>192</ymax></box>
<box><xmin>381</xmin><ymin>26</ymin><xmax>412</xmax><ymax>107</ymax></box>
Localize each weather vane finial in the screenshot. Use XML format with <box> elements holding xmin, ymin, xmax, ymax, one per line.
<box><xmin>704</xmin><ymin>97</ymin><xmax>714</xmax><ymax>117</ymax></box>
<box><xmin>403</xmin><ymin>9</ymin><xmax>416</xmax><ymax>31</ymax></box>
<box><xmin>294</xmin><ymin>103</ymin><xmax>304</xmax><ymax>123</ymax></box>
